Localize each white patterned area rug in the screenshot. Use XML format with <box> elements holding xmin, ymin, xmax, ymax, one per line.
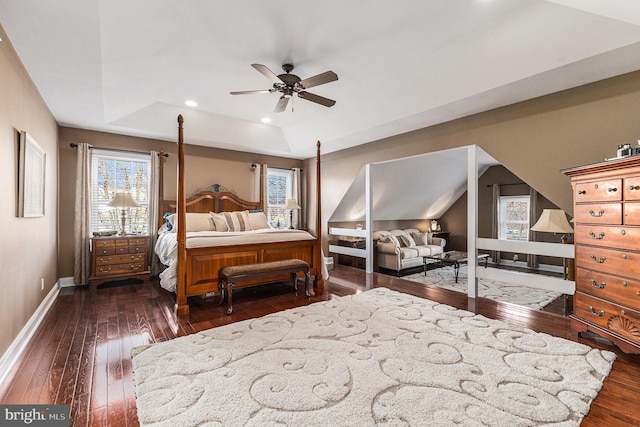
<box><xmin>404</xmin><ymin>265</ymin><xmax>562</xmax><ymax>310</ymax></box>
<box><xmin>132</xmin><ymin>288</ymin><xmax>614</xmax><ymax>426</ymax></box>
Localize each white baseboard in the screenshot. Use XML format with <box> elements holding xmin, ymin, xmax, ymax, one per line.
<box><xmin>0</xmin><ymin>281</ymin><xmax>60</xmax><ymax>386</ymax></box>
<box><xmin>58</xmin><ymin>276</ymin><xmax>76</xmax><ymax>288</ymax></box>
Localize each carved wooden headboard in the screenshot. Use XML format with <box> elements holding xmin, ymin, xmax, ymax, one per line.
<box><xmin>163</xmin><ymin>190</ymin><xmax>261</xmax><ymax>215</ymax></box>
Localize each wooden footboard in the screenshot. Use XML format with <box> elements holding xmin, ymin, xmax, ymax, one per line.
<box><xmin>183</xmin><ymin>240</ymin><xmax>318</xmax><ymax>297</ymax></box>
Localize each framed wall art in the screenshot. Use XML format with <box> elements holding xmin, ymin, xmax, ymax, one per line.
<box><xmin>18</xmin><ymin>130</ymin><xmax>46</xmax><ymax>217</ymax></box>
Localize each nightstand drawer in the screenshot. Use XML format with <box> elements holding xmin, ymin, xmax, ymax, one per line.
<box><xmin>129</xmin><ymin>244</ymin><xmax>148</xmax><ymax>254</ymax></box>
<box><xmin>95</xmin><ymin>263</ymin><xmax>146</xmax><ymax>277</ymax></box>
<box><xmin>94</xmin><ymin>239</ymin><xmax>115</xmax><ymax>249</ymax></box>
<box><xmin>128</xmin><ymin>237</ymin><xmax>149</xmax><ymax>246</ymax></box>
<box><xmin>96</xmin><ymin>253</ymin><xmax>145</xmax><ymax>266</ymax></box>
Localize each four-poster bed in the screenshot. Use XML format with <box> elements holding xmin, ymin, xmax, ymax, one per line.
<box><xmin>156</xmin><ymin>115</ymin><xmax>324</xmax><ymax>315</ymax></box>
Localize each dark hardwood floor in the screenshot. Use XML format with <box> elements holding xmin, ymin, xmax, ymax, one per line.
<box><xmin>1</xmin><ymin>265</ymin><xmax>638</xmax><ymax>426</ymax></box>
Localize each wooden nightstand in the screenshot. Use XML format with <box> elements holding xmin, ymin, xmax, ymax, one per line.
<box><xmin>89</xmin><ymin>235</ymin><xmax>150</xmax><ymax>290</ymax></box>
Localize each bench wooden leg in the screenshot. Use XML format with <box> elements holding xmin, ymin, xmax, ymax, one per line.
<box><xmin>218</xmin><ymin>280</ymin><xmax>226</xmax><ymax>306</ymax></box>
<box><xmin>304</xmin><ymin>270</ymin><xmax>314</xmax><ymax>297</ymax></box>
<box><xmin>226</xmin><ymin>281</ymin><xmax>234</xmax><ymax>315</ymax></box>
<box><xmin>291</xmin><ymin>273</ymin><xmax>298</xmax><ymax>291</ymax></box>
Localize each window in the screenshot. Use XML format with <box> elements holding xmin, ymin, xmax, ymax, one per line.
<box><xmin>498</xmin><ymin>195</ymin><xmax>530</xmax><ymax>241</ymax></box>
<box><xmin>266</xmin><ymin>168</ymin><xmax>293</xmax><ymax>228</ymax></box>
<box><xmin>91</xmin><ymin>150</ymin><xmax>150</xmax><ymax>234</ymax></box>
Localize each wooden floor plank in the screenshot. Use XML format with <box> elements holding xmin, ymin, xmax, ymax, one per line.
<box><xmin>1</xmin><ymin>266</ymin><xmax>639</xmax><ymax>426</ymax></box>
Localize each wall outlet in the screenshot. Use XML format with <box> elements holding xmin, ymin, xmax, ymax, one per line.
<box><xmin>41</xmin><ymin>278</ymin><xmax>44</xmax><ymax>291</ymax></box>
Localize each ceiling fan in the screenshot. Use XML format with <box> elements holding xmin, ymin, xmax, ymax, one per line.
<box><xmin>231</xmin><ymin>63</ymin><xmax>338</xmax><ymax>112</ymax></box>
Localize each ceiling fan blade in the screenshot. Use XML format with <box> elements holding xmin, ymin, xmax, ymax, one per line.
<box><xmin>252</xmin><ymin>64</ymin><xmax>284</xmax><ymax>85</ymax></box>
<box><xmin>274</xmin><ymin>96</ymin><xmax>289</xmax><ymax>113</ymax></box>
<box><xmin>230</xmin><ymin>89</ymin><xmax>272</xmax><ymax>95</ymax></box>
<box><xmin>299</xmin><ymin>71</ymin><xmax>338</xmax><ymax>89</ymax></box>
<box><xmin>298</xmin><ymin>91</ymin><xmax>336</xmax><ymax>107</ymax></box>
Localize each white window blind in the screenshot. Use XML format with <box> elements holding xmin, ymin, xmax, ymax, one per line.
<box><xmin>266</xmin><ymin>168</ymin><xmax>293</xmax><ymax>228</ymax></box>
<box><xmin>498</xmin><ymin>195</ymin><xmax>530</xmax><ymax>241</ymax></box>
<box><xmin>91</xmin><ymin>149</ymin><xmax>150</xmax><ymax>234</ymax></box>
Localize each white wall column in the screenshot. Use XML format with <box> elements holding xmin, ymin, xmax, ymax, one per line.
<box><xmin>467</xmin><ymin>146</ymin><xmax>478</xmax><ymax>298</ymax></box>
<box><xmin>365</xmin><ymin>164</ymin><xmax>374</xmax><ymax>273</ymax></box>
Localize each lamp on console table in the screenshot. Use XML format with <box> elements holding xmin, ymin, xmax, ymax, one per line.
<box><xmin>285</xmin><ymin>199</ymin><xmax>301</xmax><ymax>229</ymax></box>
<box><xmin>530</xmin><ymin>209</ymin><xmax>574</xmax><ymax>279</ymax></box>
<box><xmin>108</xmin><ymin>191</ymin><xmax>140</xmax><ymax>235</ymax></box>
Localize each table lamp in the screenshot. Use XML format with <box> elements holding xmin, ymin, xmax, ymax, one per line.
<box><xmin>108</xmin><ymin>191</ymin><xmax>139</xmax><ymax>235</ymax></box>
<box><xmin>530</xmin><ymin>208</ymin><xmax>574</xmax><ymax>278</ymax></box>
<box><xmin>284</xmin><ymin>199</ymin><xmax>301</xmax><ymax>229</ymax></box>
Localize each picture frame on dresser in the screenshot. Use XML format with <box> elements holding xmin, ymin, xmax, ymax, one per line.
<box><xmin>563</xmin><ymin>156</ymin><xmax>640</xmax><ymax>355</ymax></box>
<box><xmin>17</xmin><ymin>130</ymin><xmax>46</xmax><ymax>217</ymax></box>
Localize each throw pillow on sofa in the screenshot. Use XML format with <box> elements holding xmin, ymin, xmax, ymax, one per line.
<box><xmin>380</xmin><ymin>234</ymin><xmax>401</xmax><ymax>247</ymax></box>
<box><xmin>410</xmin><ymin>231</ymin><xmax>424</xmax><ymax>245</ymax></box>
<box><xmin>398</xmin><ymin>234</ymin><xmax>416</xmax><ymax>247</ymax></box>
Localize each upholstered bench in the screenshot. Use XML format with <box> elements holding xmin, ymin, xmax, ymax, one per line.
<box><xmin>219</xmin><ymin>259</ymin><xmax>313</xmax><ymax>314</ymax></box>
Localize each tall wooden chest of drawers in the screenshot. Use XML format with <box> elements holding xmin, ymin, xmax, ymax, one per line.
<box><xmin>89</xmin><ymin>234</ymin><xmax>150</xmax><ymax>290</ymax></box>
<box><xmin>563</xmin><ymin>156</ymin><xmax>640</xmax><ymax>354</ymax></box>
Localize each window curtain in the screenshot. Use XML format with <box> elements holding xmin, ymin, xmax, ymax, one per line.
<box><xmin>149</xmin><ymin>151</ymin><xmax>161</xmax><ymax>276</ymax></box>
<box><xmin>527</xmin><ymin>187</ymin><xmax>539</xmax><ymax>269</ymax></box>
<box><xmin>491</xmin><ymin>184</ymin><xmax>501</xmax><ymax>265</ymax></box>
<box><xmin>254</xmin><ymin>163</ymin><xmax>268</xmax><ymax>209</ymax></box>
<box><xmin>292</xmin><ymin>167</ymin><xmax>301</xmax><ymax>229</ymax></box>
<box><xmin>73</xmin><ymin>143</ymin><xmax>92</xmax><ymax>285</ymax></box>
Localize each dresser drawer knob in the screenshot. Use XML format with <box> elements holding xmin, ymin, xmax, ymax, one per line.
<box><xmin>589</xmin><ymin>254</ymin><xmax>606</xmax><ymax>263</ymax></box>
<box><xmin>621</xmin><ymin>230</ymin><xmax>626</xmax><ymax>235</ymax></box>
<box><xmin>622</xmin><ymin>254</ymin><xmax>628</xmax><ymax>260</ymax></box>
<box><xmin>630</xmin><ymin>185</ymin><xmax>640</xmax><ymax>191</ymax></box>
<box><xmin>99</xmin><ymin>267</ymin><xmax>112</xmax><ymax>273</ymax></box>
<box><xmin>607</xmin><ymin>187</ymin><xmax>617</xmax><ymax>193</ymax></box>
<box><xmin>623</xmin><ymin>282</ymin><xmax>628</xmax><ymax>287</ymax></box>
<box><xmin>578</xmin><ymin>190</ymin><xmax>586</xmax><ymax>195</ymax></box>
<box><xmin>589</xmin><ymin>306</ymin><xmax>605</xmax><ymax>316</ymax></box>
<box><xmin>590</xmin><ymin>279</ymin><xmax>606</xmax><ymax>289</ymax></box>
<box><xmin>588</xmin><ymin>209</ymin><xmax>605</xmax><ymax>217</ymax></box>
<box><xmin>621</xmin><ymin>310</ymin><xmax>626</xmax><ymax>316</ymax></box>
<box><xmin>589</xmin><ymin>231</ymin><xmax>605</xmax><ymax>240</ymax></box>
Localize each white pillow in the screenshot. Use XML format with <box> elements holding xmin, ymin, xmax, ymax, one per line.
<box><xmin>186</xmin><ymin>213</ymin><xmax>215</xmax><ymax>232</ymax></box>
<box><xmin>166</xmin><ymin>212</ymin><xmax>216</xmax><ymax>232</ymax></box>
<box><xmin>249</xmin><ymin>212</ymin><xmax>272</xmax><ymax>230</ymax></box>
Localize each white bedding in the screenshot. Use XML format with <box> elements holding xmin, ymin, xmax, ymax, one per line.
<box><xmin>155</xmin><ymin>228</ymin><xmax>315</xmax><ymax>292</ymax></box>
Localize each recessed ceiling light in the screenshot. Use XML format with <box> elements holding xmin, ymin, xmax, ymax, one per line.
<box><xmin>185</xmin><ymin>100</ymin><xmax>198</xmax><ymax>107</ymax></box>
<box><xmin>261</xmin><ymin>117</ymin><xmax>272</xmax><ymax>124</ymax></box>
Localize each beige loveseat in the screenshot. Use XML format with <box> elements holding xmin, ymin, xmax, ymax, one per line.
<box><xmin>373</xmin><ymin>228</ymin><xmax>446</xmax><ymax>274</ymax></box>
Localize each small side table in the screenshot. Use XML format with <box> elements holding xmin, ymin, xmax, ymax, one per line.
<box><xmin>89</xmin><ymin>234</ymin><xmax>150</xmax><ymax>290</ymax></box>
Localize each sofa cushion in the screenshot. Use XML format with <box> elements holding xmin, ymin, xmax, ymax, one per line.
<box><xmin>410</xmin><ymin>231</ymin><xmax>425</xmax><ymax>245</ymax></box>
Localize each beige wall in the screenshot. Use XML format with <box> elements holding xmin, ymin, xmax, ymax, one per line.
<box><xmin>58</xmin><ymin>127</ymin><xmax>302</xmax><ymax>278</ymax></box>
<box><xmin>309</xmin><ymin>71</ymin><xmax>640</xmax><ymax>253</ymax></box>
<box><xmin>0</xmin><ymin>25</ymin><xmax>59</xmax><ymax>355</ymax></box>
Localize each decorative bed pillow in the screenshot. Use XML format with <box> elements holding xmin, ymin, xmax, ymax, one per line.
<box><xmin>248</xmin><ymin>212</ymin><xmax>271</xmax><ymax>230</ymax></box>
<box><xmin>223</xmin><ymin>210</ymin><xmax>252</xmax><ymax>232</ymax></box>
<box><xmin>186</xmin><ymin>213</ymin><xmax>216</xmax><ymax>232</ymax></box>
<box><xmin>210</xmin><ymin>212</ymin><xmax>229</xmax><ymax>232</ymax></box>
<box><xmin>163</xmin><ymin>212</ymin><xmax>174</xmax><ymax>231</ymax></box>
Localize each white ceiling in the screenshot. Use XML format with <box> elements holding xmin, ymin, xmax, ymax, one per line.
<box><xmin>2</xmin><ymin>0</ymin><xmax>640</xmax><ymax>159</ymax></box>
<box><xmin>329</xmin><ymin>146</ymin><xmax>498</xmax><ymax>222</ymax></box>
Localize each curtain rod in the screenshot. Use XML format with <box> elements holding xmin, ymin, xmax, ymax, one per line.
<box><xmin>69</xmin><ymin>143</ymin><xmax>169</xmax><ymax>157</ymax></box>
<box><xmin>251</xmin><ymin>163</ymin><xmax>303</xmax><ymax>172</ymax></box>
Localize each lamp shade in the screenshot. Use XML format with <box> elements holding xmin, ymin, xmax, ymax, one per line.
<box><xmin>530</xmin><ymin>209</ymin><xmax>573</xmax><ymax>234</ymax></box>
<box><xmin>284</xmin><ymin>199</ymin><xmax>301</xmax><ymax>210</ymax></box>
<box><xmin>107</xmin><ymin>191</ymin><xmax>139</xmax><ymax>208</ymax></box>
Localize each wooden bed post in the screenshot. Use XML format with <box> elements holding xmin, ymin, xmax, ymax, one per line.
<box><xmin>315</xmin><ymin>141</ymin><xmax>324</xmax><ymax>288</ymax></box>
<box><xmin>175</xmin><ymin>115</ymin><xmax>189</xmax><ymax>315</ymax></box>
